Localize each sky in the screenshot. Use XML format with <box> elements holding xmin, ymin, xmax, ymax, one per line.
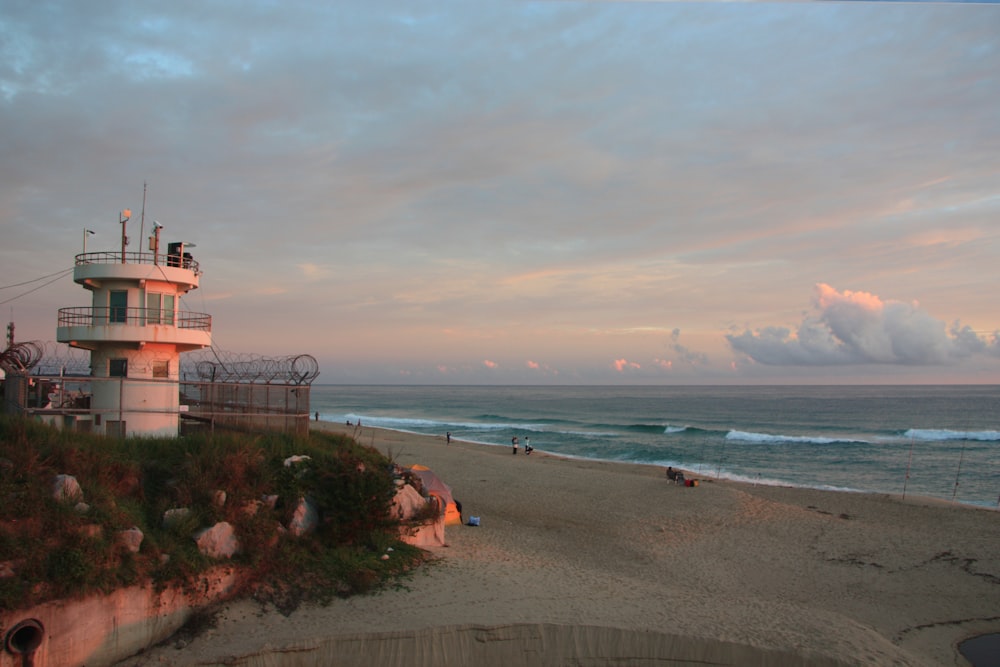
<box><xmin>1</xmin><ymin>1</ymin><xmax>999</xmax><ymax>385</ymax></box>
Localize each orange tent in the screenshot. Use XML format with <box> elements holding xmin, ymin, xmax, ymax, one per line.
<box><xmin>408</xmin><ymin>465</ymin><xmax>462</xmax><ymax>526</ymax></box>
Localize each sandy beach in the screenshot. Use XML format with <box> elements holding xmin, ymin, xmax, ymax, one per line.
<box><xmin>118</xmin><ymin>422</ymin><xmax>1000</xmax><ymax>667</ymax></box>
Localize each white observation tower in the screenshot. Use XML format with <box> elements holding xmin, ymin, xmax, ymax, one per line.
<box><xmin>56</xmin><ymin>209</ymin><xmax>212</xmax><ymax>437</ymax></box>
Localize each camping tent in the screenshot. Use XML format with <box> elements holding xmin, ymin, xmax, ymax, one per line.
<box><xmin>408</xmin><ymin>465</ymin><xmax>462</xmax><ymax>526</ymax></box>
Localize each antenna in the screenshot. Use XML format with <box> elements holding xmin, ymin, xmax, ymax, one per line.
<box><xmin>120</xmin><ymin>208</ymin><xmax>131</xmax><ymax>263</ymax></box>
<box><xmin>139</xmin><ymin>182</ymin><xmax>147</xmax><ymax>256</ymax></box>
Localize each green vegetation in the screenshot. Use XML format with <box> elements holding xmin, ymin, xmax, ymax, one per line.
<box><xmin>0</xmin><ymin>416</ymin><xmax>426</xmax><ymax>613</ymax></box>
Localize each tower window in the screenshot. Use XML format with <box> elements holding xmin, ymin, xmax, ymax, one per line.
<box><xmin>152</xmin><ymin>360</ymin><xmax>169</xmax><ymax>378</ymax></box>
<box><xmin>109</xmin><ymin>291</ymin><xmax>128</xmax><ymax>324</ymax></box>
<box><xmin>109</xmin><ymin>359</ymin><xmax>128</xmax><ymax>377</ymax></box>
<box><xmin>145</xmin><ymin>293</ymin><xmax>175</xmax><ymax>325</ymax></box>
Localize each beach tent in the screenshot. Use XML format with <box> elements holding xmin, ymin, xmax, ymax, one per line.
<box><xmin>408</xmin><ymin>464</ymin><xmax>462</xmax><ymax>526</ymax></box>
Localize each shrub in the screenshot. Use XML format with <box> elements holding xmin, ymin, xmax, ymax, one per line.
<box><xmin>0</xmin><ymin>415</ymin><xmax>425</xmax><ymax>611</ymax></box>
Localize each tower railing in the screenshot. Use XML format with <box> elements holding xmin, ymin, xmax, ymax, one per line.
<box><xmin>74</xmin><ymin>251</ymin><xmax>200</xmax><ymax>274</ymax></box>
<box><xmin>57</xmin><ymin>307</ymin><xmax>212</xmax><ymax>331</ymax></box>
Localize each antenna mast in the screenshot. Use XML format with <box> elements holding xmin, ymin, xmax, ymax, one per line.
<box><xmin>139</xmin><ymin>181</ymin><xmax>147</xmax><ymax>254</ymax></box>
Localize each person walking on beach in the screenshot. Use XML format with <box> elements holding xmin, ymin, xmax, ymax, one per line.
<box><xmin>446</xmin><ymin>431</ymin><xmax>452</xmax><ymax>445</ymax></box>
<box><xmin>512</xmin><ymin>436</ymin><xmax>519</xmax><ymax>455</ymax></box>
<box><xmin>525</xmin><ymin>436</ymin><xmax>532</xmax><ymax>455</ymax></box>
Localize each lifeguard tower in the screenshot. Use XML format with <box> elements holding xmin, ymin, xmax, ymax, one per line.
<box><xmin>55</xmin><ymin>209</ymin><xmax>212</xmax><ymax>437</ymax></box>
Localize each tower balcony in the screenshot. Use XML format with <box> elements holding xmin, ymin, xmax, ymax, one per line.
<box><xmin>57</xmin><ymin>307</ymin><xmax>212</xmax><ymax>351</ymax></box>
<box><xmin>74</xmin><ymin>251</ymin><xmax>201</xmax><ymax>292</ymax></box>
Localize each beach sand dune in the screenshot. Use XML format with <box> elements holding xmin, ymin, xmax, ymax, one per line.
<box><xmin>118</xmin><ymin>423</ymin><xmax>1000</xmax><ymax>666</ymax></box>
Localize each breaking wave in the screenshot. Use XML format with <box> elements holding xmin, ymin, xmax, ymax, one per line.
<box><xmin>904</xmin><ymin>428</ymin><xmax>1000</xmax><ymax>442</ymax></box>
<box><xmin>726</xmin><ymin>430</ymin><xmax>869</xmax><ymax>446</ymax></box>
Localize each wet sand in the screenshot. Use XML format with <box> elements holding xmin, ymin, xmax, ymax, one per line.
<box><xmin>119</xmin><ymin>422</ymin><xmax>1000</xmax><ymax>666</ymax></box>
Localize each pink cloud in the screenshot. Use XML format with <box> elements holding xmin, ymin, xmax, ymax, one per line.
<box><xmin>526</xmin><ymin>360</ymin><xmax>540</xmax><ymax>369</ymax></box>
<box><xmin>727</xmin><ymin>283</ymin><xmax>1000</xmax><ymax>366</ymax></box>
<box><xmin>613</xmin><ymin>358</ymin><xmax>641</xmax><ymax>372</ymax></box>
<box><xmin>483</xmin><ymin>359</ymin><xmax>498</xmax><ymax>369</ymax></box>
<box><xmin>815</xmin><ymin>283</ymin><xmax>885</xmax><ymax>312</ymax></box>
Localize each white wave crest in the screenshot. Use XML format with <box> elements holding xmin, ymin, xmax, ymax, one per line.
<box><xmin>726</xmin><ymin>430</ymin><xmax>867</xmax><ymax>445</ymax></box>
<box><xmin>904</xmin><ymin>428</ymin><xmax>1000</xmax><ymax>442</ymax></box>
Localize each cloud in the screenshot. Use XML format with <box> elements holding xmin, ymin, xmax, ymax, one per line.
<box><xmin>726</xmin><ymin>283</ymin><xmax>1000</xmax><ymax>366</ymax></box>
<box><xmin>526</xmin><ymin>360</ymin><xmax>559</xmax><ymax>376</ymax></box>
<box><xmin>668</xmin><ymin>329</ymin><xmax>709</xmax><ymax>366</ymax></box>
<box><xmin>483</xmin><ymin>359</ymin><xmax>498</xmax><ymax>369</ymax></box>
<box><xmin>612</xmin><ymin>358</ymin><xmax>641</xmax><ymax>372</ymax></box>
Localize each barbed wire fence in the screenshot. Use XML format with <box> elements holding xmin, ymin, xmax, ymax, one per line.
<box><xmin>2</xmin><ymin>341</ymin><xmax>320</xmax><ymax>436</ymax></box>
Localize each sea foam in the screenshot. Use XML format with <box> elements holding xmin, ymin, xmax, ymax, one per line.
<box><xmin>726</xmin><ymin>430</ymin><xmax>868</xmax><ymax>445</ymax></box>
<box><xmin>904</xmin><ymin>428</ymin><xmax>1000</xmax><ymax>442</ymax></box>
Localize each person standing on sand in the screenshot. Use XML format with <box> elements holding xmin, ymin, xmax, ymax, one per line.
<box><xmin>446</xmin><ymin>431</ymin><xmax>451</xmax><ymax>444</ymax></box>
<box><xmin>525</xmin><ymin>436</ymin><xmax>532</xmax><ymax>455</ymax></box>
<box><xmin>512</xmin><ymin>436</ymin><xmax>519</xmax><ymax>455</ymax></box>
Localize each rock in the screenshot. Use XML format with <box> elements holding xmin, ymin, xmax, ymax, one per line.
<box><xmin>74</xmin><ymin>501</ymin><xmax>91</xmax><ymax>514</ymax></box>
<box><xmin>53</xmin><ymin>474</ymin><xmax>83</xmax><ymax>503</ymax></box>
<box><xmin>212</xmin><ymin>489</ymin><xmax>227</xmax><ymax>508</ymax></box>
<box><xmin>194</xmin><ymin>522</ymin><xmax>240</xmax><ymax>559</ymax></box>
<box><xmin>118</xmin><ymin>527</ymin><xmax>145</xmax><ymax>553</ymax></box>
<box><xmin>392</xmin><ymin>484</ymin><xmax>427</xmax><ymax>520</ymax></box>
<box><xmin>393</xmin><ymin>484</ymin><xmax>446</xmax><ymax>548</ymax></box>
<box><xmin>288</xmin><ymin>496</ymin><xmax>318</xmax><ymax>537</ymax></box>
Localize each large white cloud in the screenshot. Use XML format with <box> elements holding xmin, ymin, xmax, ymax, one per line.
<box><xmin>726</xmin><ymin>284</ymin><xmax>1000</xmax><ymax>366</ymax></box>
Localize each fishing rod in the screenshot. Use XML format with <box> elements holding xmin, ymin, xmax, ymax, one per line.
<box><xmin>951</xmin><ymin>434</ymin><xmax>968</xmax><ymax>502</ymax></box>
<box><xmin>902</xmin><ymin>436</ymin><xmax>915</xmax><ymax>501</ymax></box>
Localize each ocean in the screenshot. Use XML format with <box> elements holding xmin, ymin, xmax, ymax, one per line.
<box><xmin>311</xmin><ymin>385</ymin><xmax>1000</xmax><ymax>508</ymax></box>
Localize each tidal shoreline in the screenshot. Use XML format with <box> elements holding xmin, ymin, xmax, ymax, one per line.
<box><xmin>118</xmin><ymin>421</ymin><xmax>1000</xmax><ymax>666</ymax></box>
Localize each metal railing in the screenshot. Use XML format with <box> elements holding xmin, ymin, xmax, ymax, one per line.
<box><xmin>75</xmin><ymin>251</ymin><xmax>200</xmax><ymax>274</ymax></box>
<box><xmin>58</xmin><ymin>306</ymin><xmax>212</xmax><ymax>331</ymax></box>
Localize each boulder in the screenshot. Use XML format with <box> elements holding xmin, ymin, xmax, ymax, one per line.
<box><xmin>393</xmin><ymin>484</ymin><xmax>446</xmax><ymax>548</ymax></box>
<box><xmin>52</xmin><ymin>474</ymin><xmax>83</xmax><ymax>503</ymax></box>
<box><xmin>283</xmin><ymin>454</ymin><xmax>311</xmax><ymax>467</ymax></box>
<box><xmin>117</xmin><ymin>527</ymin><xmax>145</xmax><ymax>554</ymax></box>
<box><xmin>288</xmin><ymin>496</ymin><xmax>318</xmax><ymax>537</ymax></box>
<box><xmin>194</xmin><ymin>522</ymin><xmax>240</xmax><ymax>559</ymax></box>
<box><xmin>392</xmin><ymin>484</ymin><xmax>427</xmax><ymax>520</ymax></box>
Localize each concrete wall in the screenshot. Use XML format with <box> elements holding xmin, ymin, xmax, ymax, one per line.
<box><xmin>0</xmin><ymin>567</ymin><xmax>241</xmax><ymax>667</ymax></box>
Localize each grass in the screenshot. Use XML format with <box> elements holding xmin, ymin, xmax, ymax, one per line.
<box><xmin>0</xmin><ymin>415</ymin><xmax>427</xmax><ymax>613</ymax></box>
